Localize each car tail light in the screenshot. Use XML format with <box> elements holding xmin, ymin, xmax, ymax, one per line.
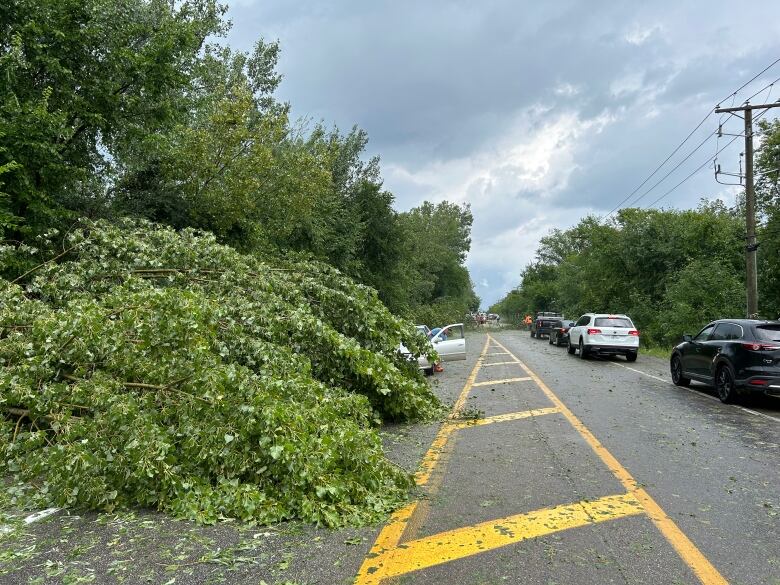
<box><xmin>749</xmin><ymin>379</ymin><xmax>768</xmax><ymax>386</ymax></box>
<box><xmin>587</xmin><ymin>328</ymin><xmax>602</xmax><ymax>335</ymax></box>
<box><xmin>628</xmin><ymin>330</ymin><xmax>640</xmax><ymax>336</ymax></box>
<box><xmin>741</xmin><ymin>342</ymin><xmax>780</xmax><ymax>351</ymax></box>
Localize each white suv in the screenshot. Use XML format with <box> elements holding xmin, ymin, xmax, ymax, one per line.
<box><xmin>567</xmin><ymin>314</ymin><xmax>639</xmax><ymax>362</ymax></box>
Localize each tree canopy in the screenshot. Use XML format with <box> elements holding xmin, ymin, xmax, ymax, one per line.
<box><xmin>491</xmin><ymin>203</ymin><xmax>748</xmax><ymax>346</ymax></box>
<box><xmin>0</xmin><ymin>0</ymin><xmax>476</xmax><ymax>325</ymax></box>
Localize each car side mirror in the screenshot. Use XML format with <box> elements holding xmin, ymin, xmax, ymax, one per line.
<box><xmin>683</xmin><ymin>334</ymin><xmax>692</xmax><ymax>342</ymax></box>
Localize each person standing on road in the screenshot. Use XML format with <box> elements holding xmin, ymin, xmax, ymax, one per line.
<box><xmin>523</xmin><ymin>314</ymin><xmax>532</xmax><ymax>330</ymax></box>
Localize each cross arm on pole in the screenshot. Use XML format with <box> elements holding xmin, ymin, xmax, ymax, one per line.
<box><xmin>716</xmin><ymin>101</ymin><xmax>780</xmax><ymax>113</ymax></box>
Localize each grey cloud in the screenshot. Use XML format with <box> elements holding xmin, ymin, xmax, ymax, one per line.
<box><xmin>225</xmin><ymin>0</ymin><xmax>780</xmax><ymax>306</ymax></box>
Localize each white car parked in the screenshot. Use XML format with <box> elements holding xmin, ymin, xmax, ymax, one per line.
<box><xmin>400</xmin><ymin>323</ymin><xmax>467</xmax><ymax>375</ymax></box>
<box><xmin>567</xmin><ymin>314</ymin><xmax>639</xmax><ymax>362</ymax></box>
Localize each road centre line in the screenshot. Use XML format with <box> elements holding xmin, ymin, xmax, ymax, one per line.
<box><xmin>609</xmin><ymin>361</ymin><xmax>780</xmax><ymax>423</ymax></box>
<box><xmin>355</xmin><ymin>493</ymin><xmax>644</xmax><ymax>584</ymax></box>
<box><xmin>472</xmin><ymin>377</ymin><xmax>531</xmax><ymax>387</ymax></box>
<box><xmin>489</xmin><ymin>335</ymin><xmax>728</xmax><ymax>585</ymax></box>
<box><xmin>449</xmin><ymin>407</ymin><xmax>560</xmax><ymax>429</ymax></box>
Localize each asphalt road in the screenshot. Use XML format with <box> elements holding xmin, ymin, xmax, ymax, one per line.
<box><xmin>356</xmin><ymin>329</ymin><xmax>780</xmax><ymax>585</ymax></box>
<box><xmin>2</xmin><ymin>328</ymin><xmax>778</xmax><ymax>584</ymax></box>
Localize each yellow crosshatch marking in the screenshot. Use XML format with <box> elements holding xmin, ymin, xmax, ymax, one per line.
<box><xmin>472</xmin><ymin>376</ymin><xmax>531</xmax><ymax>387</ymax></box>
<box><xmin>448</xmin><ymin>406</ymin><xmax>560</xmax><ymax>429</ymax></box>
<box><xmin>355</xmin><ymin>493</ymin><xmax>644</xmax><ymax>584</ymax></box>
<box><xmin>354</xmin><ymin>334</ymin><xmax>729</xmax><ymax>585</ymax></box>
<box><xmin>480</xmin><ymin>360</ymin><xmax>520</xmax><ymax>367</ymax></box>
<box><xmin>487</xmin><ymin>336</ymin><xmax>729</xmax><ymax>585</ymax></box>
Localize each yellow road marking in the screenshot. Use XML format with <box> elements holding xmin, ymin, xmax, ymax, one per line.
<box><xmin>472</xmin><ymin>376</ymin><xmax>531</xmax><ymax>387</ymax></box>
<box><xmin>481</xmin><ymin>360</ymin><xmax>520</xmax><ymax>367</ymax></box>
<box><xmin>484</xmin><ymin>351</ymin><xmax>510</xmax><ymax>356</ymax></box>
<box><xmin>369</xmin><ymin>501</ymin><xmax>419</xmax><ymax>552</ymax></box>
<box><xmin>357</xmin><ymin>493</ymin><xmax>644</xmax><ymax>584</ymax></box>
<box><xmin>354</xmin><ymin>337</ymin><xmax>492</xmax><ymax>584</ymax></box>
<box><xmin>488</xmin><ymin>335</ymin><xmax>729</xmax><ymax>585</ymax></box>
<box><xmin>449</xmin><ymin>407</ymin><xmax>560</xmax><ymax>429</ymax></box>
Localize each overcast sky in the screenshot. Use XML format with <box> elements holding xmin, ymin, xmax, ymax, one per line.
<box><xmin>225</xmin><ymin>1</ymin><xmax>780</xmax><ymax>307</ymax></box>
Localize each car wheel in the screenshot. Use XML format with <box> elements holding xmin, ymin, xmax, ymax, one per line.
<box><xmin>670</xmin><ymin>355</ymin><xmax>690</xmax><ymax>387</ymax></box>
<box><xmin>625</xmin><ymin>352</ymin><xmax>637</xmax><ymax>362</ymax></box>
<box><xmin>715</xmin><ymin>364</ymin><xmax>738</xmax><ymax>403</ymax></box>
<box><xmin>578</xmin><ymin>339</ymin><xmax>589</xmax><ymax>359</ymax></box>
<box><xmin>423</xmin><ymin>366</ymin><xmax>434</xmax><ymax>377</ymax></box>
<box><xmin>567</xmin><ymin>339</ymin><xmax>576</xmax><ymax>354</ymax></box>
<box><xmin>548</xmin><ymin>335</ymin><xmax>554</xmax><ymax>345</ymax></box>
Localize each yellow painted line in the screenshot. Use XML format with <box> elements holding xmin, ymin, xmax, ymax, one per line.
<box><xmin>484</xmin><ymin>351</ymin><xmax>510</xmax><ymax>356</ymax></box>
<box><xmin>480</xmin><ymin>360</ymin><xmax>520</xmax><ymax>367</ymax></box>
<box><xmin>413</xmin><ymin>425</ymin><xmax>457</xmax><ymax>486</ymax></box>
<box><xmin>448</xmin><ymin>336</ymin><xmax>491</xmax><ymax>417</ymax></box>
<box><xmin>357</xmin><ymin>493</ymin><xmax>644</xmax><ymax>584</ymax></box>
<box><xmin>472</xmin><ymin>376</ymin><xmax>531</xmax><ymax>387</ymax></box>
<box><xmin>488</xmin><ymin>335</ymin><xmax>729</xmax><ymax>585</ymax></box>
<box><xmin>369</xmin><ymin>501</ymin><xmax>419</xmax><ymax>552</ymax></box>
<box><xmin>354</xmin><ymin>336</ymin><xmax>491</xmax><ymax>584</ymax></box>
<box><xmin>449</xmin><ymin>407</ymin><xmax>560</xmax><ymax>429</ymax></box>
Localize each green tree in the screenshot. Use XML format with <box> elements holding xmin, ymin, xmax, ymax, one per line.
<box><xmin>0</xmin><ymin>0</ymin><xmax>226</xmax><ymax>235</ymax></box>
<box><xmin>493</xmin><ymin>204</ymin><xmax>745</xmax><ymax>346</ymax></box>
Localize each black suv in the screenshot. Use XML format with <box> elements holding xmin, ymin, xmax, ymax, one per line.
<box><xmin>670</xmin><ymin>319</ymin><xmax>780</xmax><ymax>403</ymax></box>
<box><xmin>530</xmin><ymin>312</ymin><xmax>562</xmax><ymax>339</ymax></box>
<box><xmin>548</xmin><ymin>320</ymin><xmax>576</xmax><ymax>347</ymax></box>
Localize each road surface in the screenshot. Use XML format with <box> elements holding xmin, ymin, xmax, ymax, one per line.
<box><xmin>2</xmin><ymin>329</ymin><xmax>778</xmax><ymax>584</ymax></box>
<box><xmin>356</xmin><ymin>329</ymin><xmax>780</xmax><ymax>585</ymax></box>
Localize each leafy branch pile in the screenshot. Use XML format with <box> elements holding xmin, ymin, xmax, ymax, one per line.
<box><xmin>0</xmin><ymin>220</ymin><xmax>439</xmax><ymax>526</ymax></box>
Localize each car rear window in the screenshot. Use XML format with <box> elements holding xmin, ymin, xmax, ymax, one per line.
<box><xmin>594</xmin><ymin>317</ymin><xmax>633</xmax><ymax>328</ymax></box>
<box><xmin>755</xmin><ymin>325</ymin><xmax>780</xmax><ymax>341</ymax></box>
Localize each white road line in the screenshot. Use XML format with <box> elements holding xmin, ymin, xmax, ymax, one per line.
<box><xmin>609</xmin><ymin>361</ymin><xmax>780</xmax><ymax>422</ymax></box>
<box><xmin>739</xmin><ymin>406</ymin><xmax>780</xmax><ymax>422</ymax></box>
<box><xmin>610</xmin><ymin>362</ymin><xmax>668</xmax><ymax>383</ymax></box>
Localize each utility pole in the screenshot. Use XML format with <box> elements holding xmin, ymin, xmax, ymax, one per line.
<box><xmin>715</xmin><ymin>101</ymin><xmax>780</xmax><ymax>318</ymax></box>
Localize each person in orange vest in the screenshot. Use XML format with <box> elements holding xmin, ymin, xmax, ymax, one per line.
<box><xmin>523</xmin><ymin>314</ymin><xmax>532</xmax><ymax>330</ymax></box>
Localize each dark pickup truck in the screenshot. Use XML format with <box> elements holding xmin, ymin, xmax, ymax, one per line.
<box><xmin>530</xmin><ymin>312</ymin><xmax>563</xmax><ymax>339</ymax></box>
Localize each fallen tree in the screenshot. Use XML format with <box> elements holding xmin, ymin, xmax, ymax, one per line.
<box><xmin>0</xmin><ymin>220</ymin><xmax>439</xmax><ymax>526</ymax></box>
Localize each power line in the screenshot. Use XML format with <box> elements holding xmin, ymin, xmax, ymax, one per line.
<box><xmin>624</xmin><ymin>131</ymin><xmax>717</xmax><ymax>208</ymax></box>
<box><xmin>646</xmin><ymin>105</ymin><xmax>778</xmax><ymax>209</ymax></box>
<box><xmin>742</xmin><ymin>75</ymin><xmax>780</xmax><ymax>104</ymax></box>
<box><xmin>717</xmin><ymin>56</ymin><xmax>780</xmax><ymax>105</ymax></box>
<box><xmin>601</xmin><ymin>112</ymin><xmax>714</xmax><ymax>220</ymax></box>
<box><xmin>645</xmin><ymin>136</ymin><xmax>739</xmax><ymax>209</ymax></box>
<box><xmin>603</xmin><ymin>56</ymin><xmax>780</xmax><ymax>221</ymax></box>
